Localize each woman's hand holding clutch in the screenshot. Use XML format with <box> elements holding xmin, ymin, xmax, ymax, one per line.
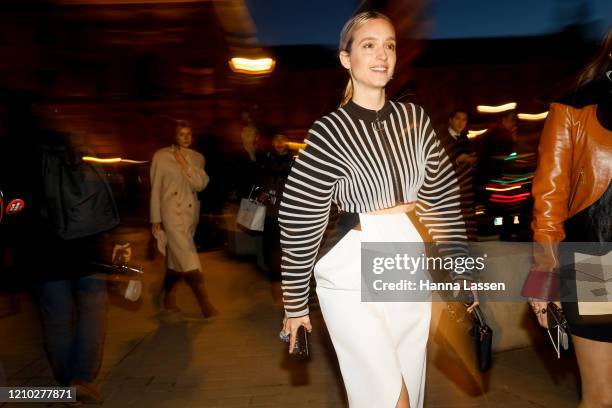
<box><xmin>281</xmin><ymin>315</ymin><xmax>312</xmax><ymax>355</ymax></box>
<box><xmin>529</xmin><ymin>299</ymin><xmax>563</xmax><ymax>329</ymax></box>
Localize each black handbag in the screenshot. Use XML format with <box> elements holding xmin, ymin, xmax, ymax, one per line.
<box><xmin>471</xmin><ymin>305</ymin><xmax>493</xmax><ymax>372</ymax></box>
<box><xmin>444</xmin><ymin>302</ymin><xmax>493</xmax><ymax>373</ymax></box>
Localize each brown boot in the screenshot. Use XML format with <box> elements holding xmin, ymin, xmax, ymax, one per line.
<box><xmin>71</xmin><ymin>380</ymin><xmax>104</xmax><ymax>405</ymax></box>
<box><xmin>185</xmin><ymin>271</ymin><xmax>219</xmax><ymax>318</ymax></box>
<box><xmin>162</xmin><ymin>270</ymin><xmax>182</xmax><ymax>313</ymax></box>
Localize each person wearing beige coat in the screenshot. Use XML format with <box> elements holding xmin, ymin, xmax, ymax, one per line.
<box><xmin>150</xmin><ymin>121</ymin><xmax>218</xmax><ymax>317</ymax></box>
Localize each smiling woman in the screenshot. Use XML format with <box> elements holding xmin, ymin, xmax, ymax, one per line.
<box><xmin>338</xmin><ymin>12</ymin><xmax>395</xmax><ymax>106</ymax></box>
<box><xmin>279</xmin><ymin>10</ymin><xmax>474</xmax><ymax>408</ymax></box>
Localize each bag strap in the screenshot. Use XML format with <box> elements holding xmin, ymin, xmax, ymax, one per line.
<box><xmin>247</xmin><ymin>184</ymin><xmax>256</xmax><ymax>200</ymax></box>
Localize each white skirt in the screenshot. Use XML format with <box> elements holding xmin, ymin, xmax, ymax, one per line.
<box><xmin>314</xmin><ymin>213</ymin><xmax>431</xmax><ymax>408</ymax></box>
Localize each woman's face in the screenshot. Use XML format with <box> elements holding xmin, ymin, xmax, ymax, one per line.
<box><xmin>175</xmin><ymin>126</ymin><xmax>193</xmax><ymax>148</ymax></box>
<box><xmin>340</xmin><ymin>18</ymin><xmax>396</xmax><ymax>92</ymax></box>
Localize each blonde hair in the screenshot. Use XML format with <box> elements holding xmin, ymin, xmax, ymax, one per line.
<box><xmin>339</xmin><ymin>11</ymin><xmax>392</xmax><ymax>106</ymax></box>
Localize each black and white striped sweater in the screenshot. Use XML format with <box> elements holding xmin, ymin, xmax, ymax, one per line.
<box><xmin>279</xmin><ymin>99</ymin><xmax>469</xmax><ymax>317</ymax></box>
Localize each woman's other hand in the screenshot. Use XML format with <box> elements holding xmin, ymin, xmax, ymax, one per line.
<box><xmin>467</xmin><ymin>287</ymin><xmax>480</xmax><ymax>313</ymax></box>
<box><xmin>258</xmin><ymin>191</ymin><xmax>271</xmax><ymax>204</ymax></box>
<box><xmin>174</xmin><ymin>149</ymin><xmax>189</xmax><ymax>168</ymax></box>
<box><xmin>529</xmin><ymin>299</ymin><xmax>562</xmax><ymax>329</ymax></box>
<box><xmin>466</xmin><ymin>297</ymin><xmax>480</xmax><ymax>314</ymax></box>
<box><xmin>151</xmin><ymin>223</ymin><xmax>163</xmax><ymax>235</ymax></box>
<box><xmin>282</xmin><ymin>315</ymin><xmax>312</xmax><ymax>354</ymax></box>
<box><xmin>453</xmin><ymin>279</ymin><xmax>479</xmax><ymax>313</ymax></box>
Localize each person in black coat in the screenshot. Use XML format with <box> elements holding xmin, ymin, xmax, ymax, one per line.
<box><xmin>438</xmin><ymin>109</ymin><xmax>477</xmax><ymax>239</ymax></box>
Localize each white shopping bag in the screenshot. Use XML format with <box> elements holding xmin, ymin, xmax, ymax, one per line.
<box><xmin>236</xmin><ymin>198</ymin><xmax>266</xmax><ymax>232</ymax></box>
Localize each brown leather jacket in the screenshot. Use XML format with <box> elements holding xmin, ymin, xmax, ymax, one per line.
<box><xmin>522</xmin><ymin>103</ymin><xmax>612</xmax><ymax>300</ymax></box>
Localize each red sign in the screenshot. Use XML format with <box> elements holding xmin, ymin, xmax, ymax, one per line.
<box><xmin>6</xmin><ymin>199</ymin><xmax>24</xmax><ymax>215</ymax></box>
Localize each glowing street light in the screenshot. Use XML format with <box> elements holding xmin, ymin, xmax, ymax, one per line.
<box><xmin>229</xmin><ymin>57</ymin><xmax>276</xmax><ymax>74</ymax></box>
<box><xmin>477</xmin><ymin>102</ymin><xmax>517</xmax><ymax>113</ymax></box>
<box><xmin>518</xmin><ymin>111</ymin><xmax>548</xmax><ymax>121</ymax></box>
<box><xmin>83</xmin><ymin>156</ymin><xmax>147</xmax><ymax>164</ymax></box>
<box><xmin>467</xmin><ymin>129</ymin><xmax>488</xmax><ymax>139</ymax></box>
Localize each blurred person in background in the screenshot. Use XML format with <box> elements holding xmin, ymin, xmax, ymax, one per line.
<box><xmin>476</xmin><ymin>110</ymin><xmax>517</xmax><ymax>181</ymax></box>
<box><xmin>279</xmin><ymin>11</ymin><xmax>476</xmax><ymax>408</ymax></box>
<box><xmin>475</xmin><ymin>110</ymin><xmax>519</xmax><ymax>239</ymax></box>
<box><xmin>19</xmin><ymin>129</ymin><xmax>132</xmax><ymax>405</ymax></box>
<box><xmin>523</xmin><ymin>30</ymin><xmax>612</xmax><ymax>408</ymax></box>
<box><xmin>259</xmin><ymin>134</ymin><xmax>294</xmax><ymax>301</ymax></box>
<box><xmin>150</xmin><ymin>121</ymin><xmax>218</xmax><ymax>318</ymax></box>
<box><xmin>231</xmin><ymin>112</ymin><xmax>265</xmax><ymax>201</ymax></box>
<box><xmin>438</xmin><ymin>108</ymin><xmax>477</xmax><ymax>239</ymax></box>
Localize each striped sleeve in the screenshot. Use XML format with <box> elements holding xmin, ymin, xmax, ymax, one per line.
<box><xmin>279</xmin><ymin>121</ymin><xmax>341</xmax><ymax>317</ymax></box>
<box><xmin>414</xmin><ymin>107</ymin><xmax>472</xmax><ymax>280</ymax></box>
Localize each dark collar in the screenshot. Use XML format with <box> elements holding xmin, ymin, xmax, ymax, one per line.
<box><xmin>343</xmin><ymin>99</ymin><xmax>393</xmax><ymax>122</ymax></box>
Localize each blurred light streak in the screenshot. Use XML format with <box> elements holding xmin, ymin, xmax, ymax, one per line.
<box><xmin>489</xmin><ymin>192</ymin><xmax>531</xmax><ymax>203</ymax></box>
<box><xmin>229</xmin><ymin>57</ymin><xmax>276</xmax><ymax>74</ymax></box>
<box><xmin>518</xmin><ymin>111</ymin><xmax>548</xmax><ymax>121</ymax></box>
<box><xmin>467</xmin><ymin>129</ymin><xmax>487</xmax><ymax>139</ymax></box>
<box><xmin>286</xmin><ymin>142</ymin><xmax>306</xmax><ymax>150</ymax></box>
<box><xmin>503</xmin><ymin>152</ymin><xmax>518</xmax><ymax>161</ymax></box>
<box><xmin>489</xmin><ymin>176</ymin><xmax>533</xmax><ymax>184</ymax></box>
<box><xmin>490</xmin><ymin>196</ymin><xmax>530</xmax><ymax>203</ymax></box>
<box><xmin>487</xmin><ymin>181</ymin><xmax>530</xmax><ymax>189</ymax></box>
<box><xmin>491</xmin><ymin>192</ymin><xmax>530</xmax><ymax>200</ymax></box>
<box><xmin>83</xmin><ymin>157</ymin><xmax>147</xmax><ymax>164</ymax></box>
<box><xmin>477</xmin><ymin>103</ymin><xmax>517</xmax><ymax>113</ymax></box>
<box><xmin>121</xmin><ymin>159</ymin><xmax>149</xmax><ymax>164</ymax></box>
<box><xmin>485</xmin><ymin>185</ymin><xmax>522</xmax><ymax>192</ymax></box>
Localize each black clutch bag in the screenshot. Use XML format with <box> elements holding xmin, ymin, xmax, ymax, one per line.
<box><xmin>291</xmin><ymin>325</ymin><xmax>310</xmax><ymax>360</ymax></box>
<box><xmin>546</xmin><ymin>302</ymin><xmax>569</xmax><ymax>358</ymax></box>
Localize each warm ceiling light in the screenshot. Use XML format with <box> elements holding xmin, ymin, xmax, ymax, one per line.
<box><xmin>518</xmin><ymin>111</ymin><xmax>548</xmax><ymax>121</ymax></box>
<box><xmin>467</xmin><ymin>129</ymin><xmax>488</xmax><ymax>139</ymax></box>
<box><xmin>229</xmin><ymin>57</ymin><xmax>276</xmax><ymax>74</ymax></box>
<box><xmin>83</xmin><ymin>156</ymin><xmax>147</xmax><ymax>164</ymax></box>
<box><xmin>477</xmin><ymin>102</ymin><xmax>517</xmax><ymax>113</ymax></box>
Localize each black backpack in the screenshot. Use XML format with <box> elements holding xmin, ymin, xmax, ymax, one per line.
<box><xmin>41</xmin><ymin>143</ymin><xmax>120</xmax><ymax>240</ymax></box>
